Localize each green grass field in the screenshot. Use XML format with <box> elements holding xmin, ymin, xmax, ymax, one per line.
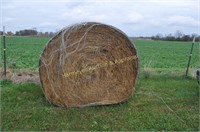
<box><xmin>0</xmin><ymin>36</ymin><xmax>49</xmax><ymax>70</ymax></box>
<box><xmin>1</xmin><ymin>36</ymin><xmax>199</xmax><ymax>131</ymax></box>
<box><xmin>1</xmin><ymin>36</ymin><xmax>199</xmax><ymax>71</ymax></box>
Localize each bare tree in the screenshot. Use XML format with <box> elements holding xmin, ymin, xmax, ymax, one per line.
<box><xmin>174</xmin><ymin>30</ymin><xmax>183</xmax><ymax>38</ymax></box>
<box><xmin>7</xmin><ymin>31</ymin><xmax>14</xmax><ymax>36</ymax></box>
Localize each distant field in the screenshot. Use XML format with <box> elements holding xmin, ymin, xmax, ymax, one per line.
<box><xmin>0</xmin><ymin>36</ymin><xmax>49</xmax><ymax>70</ymax></box>
<box><xmin>1</xmin><ymin>36</ymin><xmax>199</xmax><ymax>131</ymax></box>
<box><xmin>134</xmin><ymin>39</ymin><xmax>199</xmax><ymax>69</ymax></box>
<box><xmin>0</xmin><ymin>36</ymin><xmax>199</xmax><ymax>72</ymax></box>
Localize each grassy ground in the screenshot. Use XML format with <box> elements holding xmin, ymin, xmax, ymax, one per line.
<box><xmin>0</xmin><ymin>36</ymin><xmax>49</xmax><ymax>71</ymax></box>
<box><xmin>1</xmin><ymin>75</ymin><xmax>199</xmax><ymax>131</ymax></box>
<box><xmin>1</xmin><ymin>36</ymin><xmax>199</xmax><ymax>70</ymax></box>
<box><xmin>0</xmin><ymin>36</ymin><xmax>199</xmax><ymax>131</ymax></box>
<box><xmin>134</xmin><ymin>39</ymin><xmax>199</xmax><ymax>69</ymax></box>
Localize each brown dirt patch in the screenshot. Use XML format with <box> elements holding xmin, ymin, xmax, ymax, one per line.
<box><xmin>0</xmin><ymin>69</ymin><xmax>40</xmax><ymax>84</ymax></box>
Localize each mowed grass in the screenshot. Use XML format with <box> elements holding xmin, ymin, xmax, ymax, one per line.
<box><xmin>1</xmin><ymin>36</ymin><xmax>199</xmax><ymax>131</ymax></box>
<box><xmin>1</xmin><ymin>76</ymin><xmax>199</xmax><ymax>131</ymax></box>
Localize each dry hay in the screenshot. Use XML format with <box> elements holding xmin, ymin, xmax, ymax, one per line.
<box><xmin>10</xmin><ymin>71</ymin><xmax>39</xmax><ymax>84</ymax></box>
<box><xmin>0</xmin><ymin>69</ymin><xmax>39</xmax><ymax>84</ymax></box>
<box><xmin>39</xmin><ymin>22</ymin><xmax>139</xmax><ymax>107</ymax></box>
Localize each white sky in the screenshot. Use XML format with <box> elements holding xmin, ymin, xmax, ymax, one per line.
<box><xmin>1</xmin><ymin>0</ymin><xmax>199</xmax><ymax>36</ymax></box>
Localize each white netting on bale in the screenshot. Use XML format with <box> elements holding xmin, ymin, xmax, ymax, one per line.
<box><xmin>39</xmin><ymin>22</ymin><xmax>139</xmax><ymax>107</ymax></box>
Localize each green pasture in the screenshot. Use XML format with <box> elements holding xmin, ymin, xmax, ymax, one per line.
<box><xmin>0</xmin><ymin>36</ymin><xmax>199</xmax><ymax>71</ymax></box>
<box><xmin>0</xmin><ymin>36</ymin><xmax>199</xmax><ymax>131</ymax></box>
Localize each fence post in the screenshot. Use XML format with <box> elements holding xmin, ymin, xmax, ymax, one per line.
<box><xmin>3</xmin><ymin>26</ymin><xmax>6</xmax><ymax>77</ymax></box>
<box><xmin>185</xmin><ymin>37</ymin><xmax>195</xmax><ymax>77</ymax></box>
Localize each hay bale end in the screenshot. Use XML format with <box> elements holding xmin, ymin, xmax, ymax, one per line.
<box><xmin>39</xmin><ymin>22</ymin><xmax>138</xmax><ymax>107</ymax></box>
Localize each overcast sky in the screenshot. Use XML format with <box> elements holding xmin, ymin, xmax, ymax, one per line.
<box><xmin>1</xmin><ymin>0</ymin><xmax>199</xmax><ymax>36</ymax></box>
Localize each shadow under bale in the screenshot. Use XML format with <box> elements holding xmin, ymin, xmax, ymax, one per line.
<box><xmin>39</xmin><ymin>22</ymin><xmax>139</xmax><ymax>107</ymax></box>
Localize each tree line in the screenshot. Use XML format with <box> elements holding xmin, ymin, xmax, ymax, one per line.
<box><xmin>0</xmin><ymin>29</ymin><xmax>199</xmax><ymax>41</ymax></box>
<box><xmin>151</xmin><ymin>30</ymin><xmax>199</xmax><ymax>41</ymax></box>
<box><xmin>0</xmin><ymin>29</ymin><xmax>55</xmax><ymax>37</ymax></box>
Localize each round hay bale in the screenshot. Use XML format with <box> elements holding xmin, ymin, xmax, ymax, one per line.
<box><xmin>39</xmin><ymin>22</ymin><xmax>138</xmax><ymax>107</ymax></box>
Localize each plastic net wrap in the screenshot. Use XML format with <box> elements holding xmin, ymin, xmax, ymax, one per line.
<box><xmin>39</xmin><ymin>22</ymin><xmax>138</xmax><ymax>107</ymax></box>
